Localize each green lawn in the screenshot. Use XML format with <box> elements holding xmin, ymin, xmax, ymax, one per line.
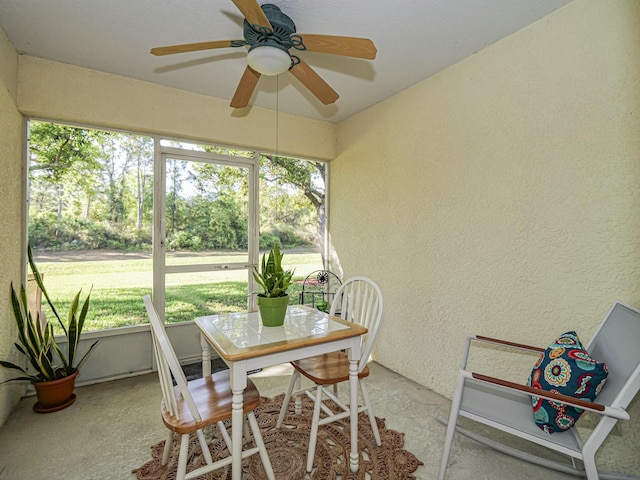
<box><xmin>36</xmin><ymin>251</ymin><xmax>324</xmax><ymax>333</ymax></box>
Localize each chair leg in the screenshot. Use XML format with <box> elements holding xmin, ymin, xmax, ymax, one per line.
<box><xmin>196</xmin><ymin>428</ymin><xmax>213</xmax><ymax>465</ymax></box>
<box><xmin>161</xmin><ymin>430</ymin><xmax>174</xmax><ymax>466</ymax></box>
<box><xmin>306</xmin><ymin>384</ymin><xmax>324</xmax><ymax>473</ymax></box>
<box><xmin>294</xmin><ymin>373</ymin><xmax>302</xmax><ymax>414</ymax></box>
<box><xmin>217</xmin><ymin>420</ymin><xmax>232</xmax><ymax>451</ymax></box>
<box><xmin>582</xmin><ymin>454</ymin><xmax>599</xmax><ymax>480</ymax></box>
<box><xmin>277</xmin><ymin>370</ymin><xmax>300</xmax><ymax>428</ymax></box>
<box><xmin>360</xmin><ymin>380</ymin><xmax>381</xmax><ymax>445</ymax></box>
<box><xmin>243</xmin><ymin>415</ymin><xmax>251</xmax><ymax>443</ymax></box>
<box><xmin>176</xmin><ymin>433</ymin><xmax>190</xmax><ymax>480</ymax></box>
<box><xmin>247</xmin><ymin>411</ymin><xmax>276</xmax><ymax>480</ymax></box>
<box><xmin>438</xmin><ymin>373</ymin><xmax>466</xmax><ymax>480</ymax></box>
<box><xmin>581</xmin><ymin>416</ymin><xmax>617</xmax><ymax>480</ymax></box>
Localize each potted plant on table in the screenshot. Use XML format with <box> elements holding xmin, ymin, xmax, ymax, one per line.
<box><xmin>253</xmin><ymin>242</ymin><xmax>295</xmax><ymax>326</ymax></box>
<box><xmin>0</xmin><ymin>246</ymin><xmax>100</xmax><ymax>413</ymax></box>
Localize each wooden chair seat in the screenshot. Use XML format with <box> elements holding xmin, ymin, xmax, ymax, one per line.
<box><xmin>161</xmin><ymin>370</ymin><xmax>261</xmax><ymax>434</ymax></box>
<box><xmin>291</xmin><ymin>351</ymin><xmax>370</xmax><ymax>385</ymax></box>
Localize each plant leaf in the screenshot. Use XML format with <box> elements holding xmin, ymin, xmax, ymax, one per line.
<box><xmin>0</xmin><ymin>360</ymin><xmax>30</xmax><ymax>374</ymax></box>
<box><xmin>28</xmin><ymin>245</ymin><xmax>66</xmax><ymax>336</ymax></box>
<box><xmin>66</xmin><ymin>290</ymin><xmax>82</xmax><ymax>369</ymax></box>
<box><xmin>74</xmin><ymin>339</ymin><xmax>100</xmax><ymax>371</ymax></box>
<box><xmin>51</xmin><ymin>338</ymin><xmax>70</xmax><ymax>373</ymax></box>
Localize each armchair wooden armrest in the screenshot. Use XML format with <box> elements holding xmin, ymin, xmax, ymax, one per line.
<box><xmin>473</xmin><ymin>335</ymin><xmax>545</xmax><ymax>353</ymax></box>
<box><xmin>467</xmin><ymin>371</ymin><xmax>629</xmax><ymax>420</ymax></box>
<box><xmin>460</xmin><ymin>334</ymin><xmax>544</xmax><ymax>370</ymax></box>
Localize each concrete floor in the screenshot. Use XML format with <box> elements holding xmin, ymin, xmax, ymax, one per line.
<box><xmin>0</xmin><ymin>362</ymin><xmax>626</xmax><ymax>480</ymax></box>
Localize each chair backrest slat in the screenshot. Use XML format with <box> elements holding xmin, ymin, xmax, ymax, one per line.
<box><xmin>143</xmin><ymin>295</ymin><xmax>202</xmax><ymax>422</ymax></box>
<box><xmin>586</xmin><ymin>301</ymin><xmax>640</xmax><ymax>408</ymax></box>
<box><xmin>330</xmin><ymin>277</ymin><xmax>384</xmax><ymax>373</ymax></box>
<box><xmin>152</xmin><ymin>334</ymin><xmax>178</xmax><ymax>418</ymax></box>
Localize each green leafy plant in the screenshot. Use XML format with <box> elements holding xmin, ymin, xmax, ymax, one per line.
<box><xmin>0</xmin><ymin>246</ymin><xmax>100</xmax><ymax>383</ymax></box>
<box><xmin>253</xmin><ymin>242</ymin><xmax>295</xmax><ymax>298</ymax></box>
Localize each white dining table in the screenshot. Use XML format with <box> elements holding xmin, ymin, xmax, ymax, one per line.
<box><xmin>195</xmin><ymin>304</ymin><xmax>368</xmax><ymax>480</ymax></box>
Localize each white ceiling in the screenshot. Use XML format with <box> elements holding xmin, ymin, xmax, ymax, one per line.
<box><xmin>0</xmin><ymin>0</ymin><xmax>572</xmax><ymax>123</ymax></box>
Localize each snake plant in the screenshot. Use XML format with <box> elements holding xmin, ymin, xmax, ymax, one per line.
<box><xmin>0</xmin><ymin>246</ymin><xmax>100</xmax><ymax>383</ymax></box>
<box><xmin>253</xmin><ymin>242</ymin><xmax>295</xmax><ymax>298</ymax></box>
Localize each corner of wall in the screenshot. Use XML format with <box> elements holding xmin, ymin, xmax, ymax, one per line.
<box><xmin>0</xmin><ymin>27</ymin><xmax>25</xmax><ymax>427</ymax></box>
<box><xmin>0</xmin><ymin>26</ymin><xmax>18</xmax><ymax>102</ymax></box>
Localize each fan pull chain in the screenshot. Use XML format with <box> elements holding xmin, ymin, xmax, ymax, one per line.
<box><xmin>275</xmin><ymin>75</ymin><xmax>280</xmax><ymax>221</ymax></box>
<box><xmin>276</xmin><ymin>74</ymin><xmax>279</xmax><ymax>156</ymax></box>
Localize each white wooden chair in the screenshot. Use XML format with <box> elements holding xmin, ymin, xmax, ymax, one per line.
<box><xmin>276</xmin><ymin>276</ymin><xmax>384</xmax><ymax>473</ymax></box>
<box><xmin>438</xmin><ymin>301</ymin><xmax>640</xmax><ymax>480</ymax></box>
<box><xmin>143</xmin><ymin>295</ymin><xmax>275</xmax><ymax>480</ymax></box>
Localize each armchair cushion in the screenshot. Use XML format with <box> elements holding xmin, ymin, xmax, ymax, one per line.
<box><xmin>527</xmin><ymin>331</ymin><xmax>608</xmax><ymax>433</ymax></box>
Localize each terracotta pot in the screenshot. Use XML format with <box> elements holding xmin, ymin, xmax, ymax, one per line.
<box><xmin>31</xmin><ymin>369</ymin><xmax>79</xmax><ymax>413</ymax></box>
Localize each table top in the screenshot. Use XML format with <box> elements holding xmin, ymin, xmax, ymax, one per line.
<box><xmin>195</xmin><ymin>305</ymin><xmax>367</xmax><ymax>361</ymax></box>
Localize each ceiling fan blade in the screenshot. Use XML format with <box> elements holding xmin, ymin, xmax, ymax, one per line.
<box><xmin>150</xmin><ymin>40</ymin><xmax>244</xmax><ymax>56</ymax></box>
<box><xmin>289</xmin><ymin>59</ymin><xmax>339</xmax><ymax>105</ymax></box>
<box><xmin>295</xmin><ymin>34</ymin><xmax>377</xmax><ymax>60</ymax></box>
<box><xmin>230</xmin><ymin>66</ymin><xmax>261</xmax><ymax>108</ymax></box>
<box><xmin>231</xmin><ymin>0</ymin><xmax>272</xmax><ymax>31</ymax></box>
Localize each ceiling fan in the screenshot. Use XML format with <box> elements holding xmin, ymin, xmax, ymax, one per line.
<box><xmin>150</xmin><ymin>0</ymin><xmax>377</xmax><ymax>108</ymax></box>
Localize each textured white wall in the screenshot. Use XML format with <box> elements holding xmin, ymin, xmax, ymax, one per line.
<box><xmin>0</xmin><ymin>28</ymin><xmax>24</xmax><ymax>426</ymax></box>
<box><xmin>17</xmin><ymin>56</ymin><xmax>336</xmax><ymax>161</ymax></box>
<box><xmin>335</xmin><ymin>0</ymin><xmax>640</xmax><ymax>396</ymax></box>
<box><xmin>332</xmin><ymin>0</ymin><xmax>640</xmax><ymax>471</ymax></box>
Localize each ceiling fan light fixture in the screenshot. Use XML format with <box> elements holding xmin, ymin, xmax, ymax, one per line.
<box><xmin>247</xmin><ymin>45</ymin><xmax>291</xmax><ymax>76</ymax></box>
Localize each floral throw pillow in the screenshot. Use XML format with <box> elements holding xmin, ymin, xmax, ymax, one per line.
<box><xmin>527</xmin><ymin>331</ymin><xmax>608</xmax><ymax>434</ymax></box>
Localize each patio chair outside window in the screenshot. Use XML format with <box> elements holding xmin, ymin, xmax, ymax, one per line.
<box><xmin>298</xmin><ymin>270</ymin><xmax>342</xmax><ymax>312</ymax></box>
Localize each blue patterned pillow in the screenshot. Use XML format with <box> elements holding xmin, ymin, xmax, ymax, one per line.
<box><xmin>527</xmin><ymin>331</ymin><xmax>608</xmax><ymax>434</ymax></box>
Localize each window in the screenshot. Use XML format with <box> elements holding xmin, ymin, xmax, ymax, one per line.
<box><xmin>27</xmin><ymin>120</ymin><xmax>327</xmax><ymax>332</ymax></box>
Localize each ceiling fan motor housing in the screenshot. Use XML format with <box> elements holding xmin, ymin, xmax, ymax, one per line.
<box><xmin>244</xmin><ymin>4</ymin><xmax>296</xmax><ymax>55</ymax></box>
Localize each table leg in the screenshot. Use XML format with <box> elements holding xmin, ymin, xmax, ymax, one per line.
<box><xmin>229</xmin><ymin>364</ymin><xmax>247</xmax><ymax>480</ymax></box>
<box><xmin>231</xmin><ymin>389</ymin><xmax>244</xmax><ymax>480</ymax></box>
<box><xmin>349</xmin><ymin>353</ymin><xmax>359</xmax><ymax>473</ymax></box>
<box><xmin>200</xmin><ymin>333</ymin><xmax>211</xmax><ymax>377</ymax></box>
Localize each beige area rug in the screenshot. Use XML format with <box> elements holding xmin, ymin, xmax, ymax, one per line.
<box><xmin>133</xmin><ymin>393</ymin><xmax>423</xmax><ymax>480</ymax></box>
